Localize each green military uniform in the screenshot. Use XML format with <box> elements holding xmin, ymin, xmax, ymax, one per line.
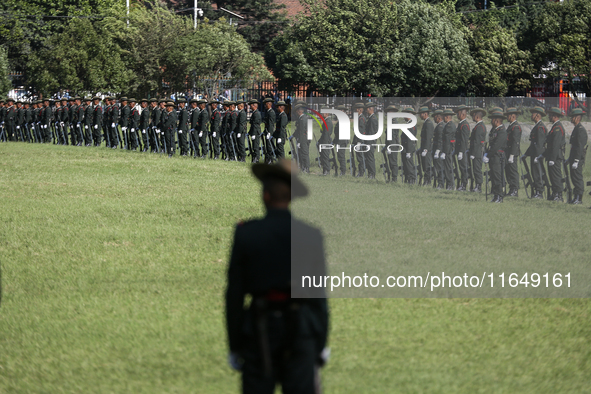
<box><xmin>485</xmin><ymin>108</ymin><xmax>508</xmax><ymax>202</ymax></box>
<box><xmin>148</xmin><ymin>98</ymin><xmax>159</xmax><ymax>152</ymax></box>
<box><xmin>567</xmin><ymin>108</ymin><xmax>588</xmax><ymax>204</ymax></box>
<box><xmin>236</xmin><ymin>101</ymin><xmax>247</xmax><ymax>161</ymax></box>
<box><xmin>454</xmin><ymin>105</ymin><xmax>470</xmax><ymax>190</ymax></box>
<box><xmin>226</xmin><ymin>161</ymin><xmax>328</xmax><ymax>394</ymax></box>
<box><xmin>163</xmin><ymin>101</ymin><xmax>177</xmax><ymax>156</ymax></box>
<box><xmin>523</xmin><ymin>107</ymin><xmax>547</xmax><ymax>198</ymax></box>
<box><xmin>16</xmin><ymin>102</ymin><xmax>25</xmax><ymax>141</ymax></box>
<box><xmin>274</xmin><ymin>102</ymin><xmax>288</xmax><ymax>160</ymax></box>
<box><xmin>384</xmin><ymin>106</ymin><xmax>399</xmax><ymax>181</ymax></box>
<box><xmin>41</xmin><ymin>100</ymin><xmax>52</xmax><ymax>143</ymax></box>
<box><xmin>263</xmin><ymin>98</ymin><xmax>276</xmax><ymax>163</ymax></box>
<box><xmin>198</xmin><ymin>100</ymin><xmax>210</xmax><ymax>158</ymax></box>
<box><xmin>441</xmin><ymin>109</ymin><xmax>456</xmax><ymax>190</ymax></box>
<box><xmin>248</xmin><ymin>100</ymin><xmax>261</xmax><ymax>163</ymax></box>
<box><xmin>544</xmin><ymin>107</ymin><xmax>566</xmax><ymax>201</ymax></box>
<box><xmin>211</xmin><ymin>100</ymin><xmax>223</xmax><ymax>159</ymax></box>
<box><xmin>319</xmin><ymin>109</ymin><xmax>334</xmax><ymax>176</ymax></box>
<box><xmin>139</xmin><ymin>99</ymin><xmax>150</xmax><ymax>151</ymax></box>
<box><xmin>418</xmin><ymin>107</ymin><xmax>435</xmax><ymax>185</ymax></box>
<box><xmin>69</xmin><ymin>98</ymin><xmax>79</xmax><ymax>145</ymax></box>
<box><xmin>25</xmin><ymin>103</ymin><xmax>33</xmax><ymax>142</ymax></box>
<box><xmin>363</xmin><ymin>103</ymin><xmax>378</xmax><ymax>179</ymax></box>
<box><xmin>92</xmin><ymin>97</ymin><xmax>103</xmax><ymax>146</ymax></box>
<box><xmin>333</xmin><ymin>105</ymin><xmax>348</xmax><ymax>176</ymax></box>
<box><xmin>294</xmin><ymin>106</ymin><xmax>310</xmax><ymax>172</ymax></box>
<box><xmin>504</xmin><ymin>108</ymin><xmax>522</xmax><ymax>196</ymax></box>
<box><xmin>468</xmin><ymin>108</ymin><xmax>487</xmax><ymax>192</ymax></box>
<box><xmin>82</xmin><ymin>99</ymin><xmax>93</xmax><ymax>145</ymax></box>
<box><xmin>177</xmin><ymin>98</ymin><xmax>189</xmax><ymax>156</ymax></box>
<box><xmin>188</xmin><ymin>99</ymin><xmax>200</xmax><ymax>156</ymax></box>
<box><xmin>221</xmin><ymin>103</ymin><xmax>231</xmax><ymax>160</ymax></box>
<box><xmin>431</xmin><ymin>110</ymin><xmax>444</xmax><ymax>188</ymax></box>
<box><xmin>400</xmin><ymin>107</ymin><xmax>417</xmax><ymax>183</ymax></box>
<box><xmin>128</xmin><ymin>100</ymin><xmax>141</xmax><ymax>150</ymax></box>
<box><xmin>110</xmin><ymin>99</ymin><xmax>121</xmax><ymax>148</ymax></box>
<box><xmin>353</xmin><ymin>102</ymin><xmax>368</xmax><ymax>177</ymax></box>
<box><xmin>5</xmin><ymin>99</ymin><xmax>16</xmax><ymax>141</ymax></box>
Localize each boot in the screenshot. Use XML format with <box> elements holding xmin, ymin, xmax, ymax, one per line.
<box><xmin>570</xmin><ymin>194</ymin><xmax>581</xmax><ymax>205</ymax></box>
<box><xmin>490</xmin><ymin>195</ymin><xmax>499</xmax><ymax>203</ymax></box>
<box><xmin>533</xmin><ymin>191</ymin><xmax>543</xmax><ymax>199</ymax></box>
<box><xmin>553</xmin><ymin>192</ymin><xmax>564</xmax><ymax>202</ymax></box>
<box><xmin>473</xmin><ymin>184</ymin><xmax>482</xmax><ymax>193</ymax></box>
<box><xmin>496</xmin><ymin>195</ymin><xmax>504</xmax><ymax>203</ymax></box>
<box><xmin>507</xmin><ymin>189</ymin><xmax>518</xmax><ymax>197</ymax></box>
<box><xmin>457</xmin><ymin>183</ymin><xmax>466</xmax><ymax>191</ymax></box>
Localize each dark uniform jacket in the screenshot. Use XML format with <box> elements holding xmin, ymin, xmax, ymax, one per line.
<box><xmin>236</xmin><ymin>109</ymin><xmax>247</xmax><ymax>136</ymax></box>
<box><xmin>442</xmin><ymin>121</ymin><xmax>456</xmax><ymax>155</ymax></box>
<box><xmin>265</xmin><ymin>108</ymin><xmax>276</xmax><ymax>136</ymax></box>
<box><xmin>295</xmin><ymin>113</ymin><xmax>308</xmax><ymax>143</ymax></box>
<box><xmin>84</xmin><ymin>105</ymin><xmax>93</xmax><ymax>130</ymax></box>
<box><xmin>355</xmin><ymin>113</ymin><xmax>366</xmax><ymax>144</ymax></box>
<box><xmin>130</xmin><ymin>106</ymin><xmax>140</xmax><ymax>131</ymax></box>
<box><xmin>248</xmin><ymin>109</ymin><xmax>261</xmax><ymax>138</ymax></box>
<box><xmin>229</xmin><ymin>110</ymin><xmax>238</xmax><ymax>135</ymax></box>
<box><xmin>400</xmin><ymin>122</ymin><xmax>417</xmax><ymax>153</ymax></box>
<box><xmin>275</xmin><ymin>111</ymin><xmax>288</xmax><ymax>140</ymax></box>
<box><xmin>163</xmin><ymin>109</ymin><xmax>177</xmax><ymax>132</ymax></box>
<box><xmin>420</xmin><ymin>117</ymin><xmax>435</xmax><ymax>152</ymax></box>
<box><xmin>505</xmin><ymin>121</ymin><xmax>522</xmax><ymax>158</ymax></box>
<box><xmin>568</xmin><ymin>123</ymin><xmax>588</xmax><ymax>163</ymax></box>
<box><xmin>544</xmin><ymin>120</ymin><xmax>565</xmax><ymax>161</ymax></box>
<box><xmin>198</xmin><ymin>107</ymin><xmax>209</xmax><ymax>135</ymax></box>
<box><xmin>486</xmin><ymin>125</ymin><xmax>507</xmax><ymax>156</ymax></box>
<box><xmin>93</xmin><ymin>105</ymin><xmax>103</xmax><ymax>129</ymax></box>
<box><xmin>524</xmin><ymin>120</ymin><xmax>546</xmax><ymax>158</ymax></box>
<box><xmin>190</xmin><ymin>108</ymin><xmax>200</xmax><ymax>131</ymax></box>
<box><xmin>139</xmin><ymin>107</ymin><xmax>150</xmax><ymax>131</ymax></box>
<box><xmin>226</xmin><ymin>209</ymin><xmax>329</xmax><ymax>358</ymax></box>
<box><xmin>432</xmin><ymin>121</ymin><xmax>444</xmax><ymax>153</ymax></box>
<box><xmin>469</xmin><ymin>121</ymin><xmax>486</xmax><ymax>157</ymax></box>
<box><xmin>120</xmin><ymin>106</ymin><xmax>130</xmax><ymax>129</ymax></box>
<box><xmin>211</xmin><ymin>109</ymin><xmax>221</xmax><ymax>135</ymax></box>
<box><xmin>177</xmin><ymin>107</ymin><xmax>189</xmax><ymax>132</ymax></box>
<box><xmin>366</xmin><ymin>113</ymin><xmax>378</xmax><ymax>139</ymax></box>
<box><xmin>455</xmin><ymin>119</ymin><xmax>470</xmax><ymax>155</ymax></box>
<box><xmin>69</xmin><ymin>104</ymin><xmax>77</xmax><ymax>124</ymax></box>
<box><xmin>42</xmin><ymin>105</ymin><xmax>52</xmax><ymax>127</ymax></box>
<box><xmin>152</xmin><ymin>107</ymin><xmax>161</xmax><ymax>130</ymax></box>
<box><xmin>111</xmin><ymin>104</ymin><xmax>120</xmax><ymax>127</ymax></box>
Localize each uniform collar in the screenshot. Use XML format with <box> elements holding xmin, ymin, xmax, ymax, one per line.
<box><xmin>551</xmin><ymin>120</ymin><xmax>560</xmax><ymax>128</ymax></box>
<box><xmin>475</xmin><ymin>120</ymin><xmax>483</xmax><ymax>126</ymax></box>
<box><xmin>458</xmin><ymin>118</ymin><xmax>467</xmax><ymax>124</ymax></box>
<box><xmin>508</xmin><ymin>120</ymin><xmax>517</xmax><ymax>127</ymax></box>
<box><xmin>266</xmin><ymin>208</ymin><xmax>291</xmax><ymax>218</ymax></box>
<box><xmin>535</xmin><ymin>119</ymin><xmax>543</xmax><ymax>127</ymax></box>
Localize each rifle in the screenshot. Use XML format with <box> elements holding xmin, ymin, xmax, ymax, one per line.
<box><xmin>535</xmin><ymin>155</ymin><xmax>552</xmax><ymax>200</ymax></box>
<box><xmin>17</xmin><ymin>125</ymin><xmax>24</xmax><ymax>142</ymax></box>
<box><xmin>330</xmin><ymin>144</ymin><xmax>338</xmax><ymax>176</ymax></box>
<box><xmin>347</xmin><ymin>147</ymin><xmax>356</xmax><ymax>176</ymax></box>
<box><xmin>209</xmin><ymin>132</ymin><xmax>214</xmax><ymax>159</ymax></box>
<box><xmin>484</xmin><ymin>144</ymin><xmax>489</xmax><ymax>200</ymax></box>
<box><xmin>452</xmin><ymin>151</ymin><xmax>460</xmax><ymax>189</ymax></box>
<box><xmin>103</xmin><ymin>124</ymin><xmax>110</xmax><ymax>148</ymax></box>
<box><xmin>313</xmin><ymin>132</ymin><xmax>322</xmax><ymax>168</ymax></box>
<box><xmin>415</xmin><ymin>149</ymin><xmax>423</xmax><ymax>185</ymax></box>
<box><xmin>519</xmin><ymin>155</ymin><xmax>533</xmax><ymax>199</ymax></box>
<box><xmin>288</xmin><ymin>135</ymin><xmax>300</xmax><ymax>168</ymax></box>
<box><xmin>562</xmin><ymin>159</ymin><xmax>572</xmax><ymax>203</ymax></box>
<box><xmin>188</xmin><ymin>131</ymin><xmax>197</xmax><ymax>157</ymax></box>
<box><xmin>229</xmin><ymin>132</ymin><xmax>238</xmax><ymax>161</ymax></box>
<box><xmin>0</xmin><ymin>124</ymin><xmax>5</xmax><ymax>142</ymax></box>
<box><xmin>500</xmin><ymin>153</ymin><xmax>506</xmax><ymax>196</ymax></box>
<box><xmin>152</xmin><ymin>127</ymin><xmax>160</xmax><ymax>153</ymax></box>
<box><xmin>380</xmin><ymin>143</ymin><xmax>391</xmax><ymax>182</ymax></box>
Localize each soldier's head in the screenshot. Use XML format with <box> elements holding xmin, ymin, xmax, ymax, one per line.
<box><xmin>402</xmin><ymin>107</ymin><xmax>416</xmax><ymax>122</ymax></box>
<box><xmin>189</xmin><ymin>98</ymin><xmax>198</xmax><ymax>109</ymax></box>
<box><xmin>252</xmin><ymin>160</ymin><xmax>307</xmax><ymax>210</ymax></box>
<box><xmin>84</xmin><ymin>98</ymin><xmax>91</xmax><ymax>106</ymax></box>
<box><xmin>159</xmin><ymin>99</ymin><xmax>166</xmax><ymax>109</ymax></box>
<box><xmin>16</xmin><ymin>101</ymin><xmax>22</xmax><ymax>108</ymax></box>
<box><xmin>248</xmin><ymin>100</ymin><xmax>258</xmax><ymax>111</ymax></box>
<box><xmin>455</xmin><ymin>105</ymin><xmax>468</xmax><ymax>121</ymax></box>
<box><xmin>24</xmin><ymin>102</ymin><xmax>29</xmax><ymax>109</ymax></box>
<box><xmin>504</xmin><ymin>108</ymin><xmax>520</xmax><ymax>123</ymax></box>
<box><xmin>61</xmin><ymin>98</ymin><xmax>68</xmax><ymax>106</ymax></box>
<box><xmin>418</xmin><ymin>107</ymin><xmax>430</xmax><ymax>121</ymax></box>
<box><xmin>294</xmin><ymin>104</ymin><xmax>304</xmax><ymax>116</ymax></box>
<box><xmin>529</xmin><ymin>107</ymin><xmax>544</xmax><ymax>123</ymax></box>
<box><xmin>43</xmin><ymin>98</ymin><xmax>49</xmax><ymax>107</ymax></box>
<box><xmin>198</xmin><ymin>99</ymin><xmax>207</xmax><ymax>110</ymax></box>
<box><xmin>128</xmin><ymin>98</ymin><xmax>136</xmax><ymax>107</ymax></box>
<box><xmin>443</xmin><ymin>114</ymin><xmax>452</xmax><ymax>122</ymax></box>
<box><xmin>432</xmin><ymin>110</ymin><xmax>443</xmax><ymax>123</ymax></box>
<box><xmin>236</xmin><ymin>100</ymin><xmax>244</xmax><ymax>111</ymax></box>
<box><xmin>177</xmin><ymin>98</ymin><xmax>186</xmax><ymax>109</ymax></box>
<box><xmin>93</xmin><ymin>96</ymin><xmax>101</xmax><ymax>106</ymax></box>
<box><xmin>276</xmin><ymin>101</ymin><xmax>286</xmax><ymax>113</ymax></box>
<box><xmin>263</xmin><ymin>97</ymin><xmax>273</xmax><ymax>110</ymax></box>
<box><xmin>229</xmin><ymin>102</ymin><xmax>236</xmax><ymax>111</ymax></box>
<box><xmin>166</xmin><ymin>101</ymin><xmax>175</xmax><ymax>112</ymax></box>
<box><xmin>488</xmin><ymin>108</ymin><xmax>504</xmax><ymax>127</ymax></box>
<box><xmin>54</xmin><ymin>100</ymin><xmax>60</xmax><ymax>107</ymax></box>
<box><xmin>366</xmin><ymin>102</ymin><xmax>376</xmax><ymax>115</ymax></box>
<box><xmin>547</xmin><ymin>107</ymin><xmax>563</xmax><ymax>123</ymax></box>
<box><xmin>568</xmin><ymin>108</ymin><xmax>584</xmax><ymax>125</ymax></box>
<box><xmin>354</xmin><ymin>102</ymin><xmax>364</xmax><ymax>115</ymax></box>
<box><xmin>150</xmin><ymin>98</ymin><xmax>158</xmax><ymax>108</ymax></box>
<box><xmin>140</xmin><ymin>99</ymin><xmax>148</xmax><ymax>108</ymax></box>
<box><xmin>470</xmin><ymin>108</ymin><xmax>485</xmax><ymax>122</ymax></box>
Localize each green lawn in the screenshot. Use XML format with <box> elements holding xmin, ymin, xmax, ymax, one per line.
<box><xmin>1</xmin><ymin>143</ymin><xmax>590</xmax><ymax>393</ymax></box>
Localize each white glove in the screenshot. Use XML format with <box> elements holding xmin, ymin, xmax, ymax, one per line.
<box><xmin>60</xmin><ymin>122</ymin><xmax>64</xmax><ymax>127</ymax></box>
<box><xmin>131</xmin><ymin>128</ymin><xmax>135</xmax><ymax>133</ymax></box>
<box><xmin>250</xmin><ymin>135</ymin><xmax>255</xmax><ymax>140</ymax></box>
<box><xmin>297</xmin><ymin>143</ymin><xmax>301</xmax><ymax>148</ymax></box>
<box><xmin>572</xmin><ymin>160</ymin><xmax>579</xmax><ymax>169</ymax></box>
<box><xmin>458</xmin><ymin>152</ymin><xmax>463</xmax><ymax>161</ymax></box>
<box><xmin>122</xmin><ymin>127</ymin><xmax>127</xmax><ymax>132</ymax></box>
<box><xmin>111</xmin><ymin>123</ymin><xmax>115</xmax><ymax>128</ymax></box>
<box><xmin>422</xmin><ymin>149</ymin><xmax>427</xmax><ymax>157</ymax></box>
<box><xmin>534</xmin><ymin>156</ymin><xmax>538</xmax><ymax>163</ymax></box>
<box><xmin>228</xmin><ymin>353</ymin><xmax>242</xmax><ymax>371</ymax></box>
<box><xmin>178</xmin><ymin>130</ymin><xmax>182</xmax><ymax>134</ymax></box>
<box><xmin>16</xmin><ymin>126</ymin><xmax>20</xmax><ymax>129</ymax></box>
<box><xmin>406</xmin><ymin>153</ymin><xmax>411</xmax><ymax>159</ymax></box>
<box><xmin>319</xmin><ymin>347</ymin><xmax>331</xmax><ymax>367</ymax></box>
<box><xmin>44</xmin><ymin>125</ymin><xmax>47</xmax><ymax>129</ymax></box>
<box><xmin>156</xmin><ymin>129</ymin><xmax>160</xmax><ymax>134</ymax></box>
<box><xmin>213</xmin><ymin>132</ymin><xmax>217</xmax><ymax>138</ymax></box>
<box><xmin>434</xmin><ymin>150</ymin><xmax>440</xmax><ymax>159</ymax></box>
<box><xmin>548</xmin><ymin>161</ymin><xmax>554</xmax><ymax>166</ymax></box>
<box><xmin>266</xmin><ymin>134</ymin><xmax>271</xmax><ymax>140</ymax></box>
<box><xmin>278</xmin><ymin>138</ymin><xmax>282</xmax><ymax>143</ymax></box>
<box><xmin>94</xmin><ymin>125</ymin><xmax>98</xmax><ymax>129</ymax></box>
<box><xmin>199</xmin><ymin>131</ymin><xmax>203</xmax><ymax>137</ymax></box>
<box><xmin>470</xmin><ymin>155</ymin><xmax>475</xmax><ymax>160</ymax></box>
<box><xmin>483</xmin><ymin>156</ymin><xmax>489</xmax><ymax>164</ymax></box>
<box><xmin>440</xmin><ymin>153</ymin><xmax>446</xmax><ymax>160</ymax></box>
<box><xmin>237</xmin><ymin>133</ymin><xmax>241</xmax><ymax>138</ymax></box>
<box><xmin>508</xmin><ymin>155</ymin><xmax>514</xmax><ymax>164</ymax></box>
<box><xmin>85</xmin><ymin>125</ymin><xmax>88</xmax><ymax>130</ymax></box>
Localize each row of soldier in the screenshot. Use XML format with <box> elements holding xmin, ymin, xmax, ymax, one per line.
<box><xmin>290</xmin><ymin>102</ymin><xmax>588</xmax><ymax>205</ymax></box>
<box><xmin>0</xmin><ymin>96</ymin><xmax>289</xmax><ymax>161</ymax></box>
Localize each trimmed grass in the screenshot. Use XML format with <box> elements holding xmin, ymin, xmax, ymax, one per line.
<box><xmin>1</xmin><ymin>143</ymin><xmax>590</xmax><ymax>393</ymax></box>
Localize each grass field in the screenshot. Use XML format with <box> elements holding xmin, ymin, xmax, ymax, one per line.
<box><xmin>1</xmin><ymin>143</ymin><xmax>590</xmax><ymax>393</ymax></box>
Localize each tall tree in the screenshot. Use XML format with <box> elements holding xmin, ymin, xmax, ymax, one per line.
<box><xmin>0</xmin><ymin>46</ymin><xmax>11</xmax><ymax>96</ymax></box>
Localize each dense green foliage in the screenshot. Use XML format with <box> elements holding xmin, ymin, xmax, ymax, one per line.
<box><xmin>1</xmin><ymin>142</ymin><xmax>590</xmax><ymax>392</ymax></box>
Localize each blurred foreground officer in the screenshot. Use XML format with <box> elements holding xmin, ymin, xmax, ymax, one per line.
<box><xmin>544</xmin><ymin>107</ymin><xmax>566</xmax><ymax>201</ymax></box>
<box><xmin>483</xmin><ymin>108</ymin><xmax>507</xmax><ymax>203</ymax></box>
<box><xmin>468</xmin><ymin>108</ymin><xmax>487</xmax><ymax>192</ymax></box>
<box><xmin>566</xmin><ymin>108</ymin><xmax>588</xmax><ymax>204</ymax></box>
<box><xmin>504</xmin><ymin>108</ymin><xmax>522</xmax><ymax>197</ymax></box>
<box><xmin>226</xmin><ymin>160</ymin><xmax>329</xmax><ymax>394</ymax></box>
<box><xmin>523</xmin><ymin>107</ymin><xmax>547</xmax><ymax>198</ymax></box>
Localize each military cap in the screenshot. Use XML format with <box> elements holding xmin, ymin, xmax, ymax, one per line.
<box><xmin>469</xmin><ymin>107</ymin><xmax>487</xmax><ymax>116</ymax></box>
<box><xmin>402</xmin><ymin>107</ymin><xmax>416</xmax><ymax>114</ymax></box>
<box><xmin>176</xmin><ymin>97</ymin><xmax>186</xmax><ymax>103</ymax></box>
<box><xmin>6</xmin><ymin>97</ymin><xmax>14</xmax><ymax>102</ymax></box>
<box><xmin>385</xmin><ymin>105</ymin><xmax>399</xmax><ymax>112</ymax></box>
<box><xmin>147</xmin><ymin>98</ymin><xmax>156</xmax><ymax>103</ymax></box>
<box><xmin>488</xmin><ymin>108</ymin><xmax>505</xmax><ymax>118</ymax></box>
<box><xmin>0</xmin><ymin>98</ymin><xmax>4</xmax><ymax>102</ymax></box>
<box><xmin>61</xmin><ymin>97</ymin><xmax>69</xmax><ymax>101</ymax></box>
<box><xmin>92</xmin><ymin>96</ymin><xmax>101</xmax><ymax>101</ymax></box>
<box><xmin>83</xmin><ymin>97</ymin><xmax>91</xmax><ymax>102</ymax></box>
<box><xmin>276</xmin><ymin>100</ymin><xmax>287</xmax><ymax>106</ymax></box>
<box><xmin>262</xmin><ymin>97</ymin><xmax>274</xmax><ymax>103</ymax></box>
<box><xmin>294</xmin><ymin>104</ymin><xmax>305</xmax><ymax>111</ymax></box>
<box><xmin>528</xmin><ymin>106</ymin><xmax>545</xmax><ymax>116</ymax></box>
<box><xmin>504</xmin><ymin>107</ymin><xmax>522</xmax><ymax>116</ymax></box>
<box><xmin>442</xmin><ymin>109</ymin><xmax>455</xmax><ymax>116</ymax></box>
<box><xmin>139</xmin><ymin>98</ymin><xmax>148</xmax><ymax>103</ymax></box>
<box><xmin>209</xmin><ymin>99</ymin><xmax>220</xmax><ymax>105</ymax></box>
<box><xmin>189</xmin><ymin>98</ymin><xmax>199</xmax><ymax>104</ymax></box>
<box><xmin>547</xmin><ymin>107</ymin><xmax>564</xmax><ymax>117</ymax></box>
<box><xmin>197</xmin><ymin>99</ymin><xmax>207</xmax><ymax>105</ymax></box>
<box><xmin>15</xmin><ymin>100</ymin><xmax>22</xmax><ymax>104</ymax></box>
<box><xmin>165</xmin><ymin>101</ymin><xmax>175</xmax><ymax>107</ymax></box>
<box><xmin>454</xmin><ymin>104</ymin><xmax>469</xmax><ymax>113</ymax></box>
<box><xmin>68</xmin><ymin>97</ymin><xmax>75</xmax><ymax>102</ymax></box>
<box><xmin>252</xmin><ymin>159</ymin><xmax>308</xmax><ymax>198</ymax></box>
<box><xmin>235</xmin><ymin>99</ymin><xmax>245</xmax><ymax>105</ymax></box>
<box><xmin>335</xmin><ymin>104</ymin><xmax>348</xmax><ymax>111</ymax></box>
<box><xmin>417</xmin><ymin>106</ymin><xmax>430</xmax><ymax>114</ymax></box>
<box><xmin>128</xmin><ymin>98</ymin><xmax>136</xmax><ymax>103</ymax></box>
<box><xmin>353</xmin><ymin>102</ymin><xmax>365</xmax><ymax>109</ymax></box>
<box><xmin>432</xmin><ymin>109</ymin><xmax>444</xmax><ymax>116</ymax></box>
<box><xmin>567</xmin><ymin>107</ymin><xmax>586</xmax><ymax>117</ymax></box>
<box><xmin>247</xmin><ymin>99</ymin><xmax>258</xmax><ymax>105</ymax></box>
<box><xmin>225</xmin><ymin>100</ymin><xmax>235</xmax><ymax>106</ymax></box>
<box><xmin>75</xmin><ymin>97</ymin><xmax>82</xmax><ymax>101</ymax></box>
<box><xmin>365</xmin><ymin>102</ymin><xmax>377</xmax><ymax>108</ymax></box>
<box><xmin>159</xmin><ymin>99</ymin><xmax>167</xmax><ymax>104</ymax></box>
